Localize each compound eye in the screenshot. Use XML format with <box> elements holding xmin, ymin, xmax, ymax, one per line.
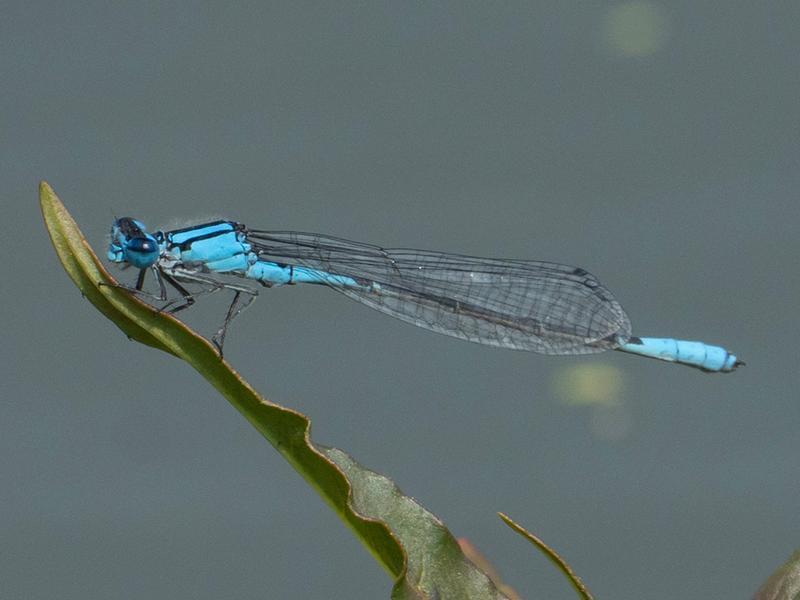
<box><xmin>127</xmin><ymin>237</ymin><xmax>157</xmax><ymax>254</ymax></box>
<box><xmin>123</xmin><ymin>235</ymin><xmax>159</xmax><ymax>268</ymax></box>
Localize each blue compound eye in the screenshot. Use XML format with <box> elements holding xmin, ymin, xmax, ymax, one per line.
<box><xmin>127</xmin><ymin>237</ymin><xmax>157</xmax><ymax>254</ymax></box>
<box><xmin>124</xmin><ymin>235</ymin><xmax>159</xmax><ymax>268</ymax></box>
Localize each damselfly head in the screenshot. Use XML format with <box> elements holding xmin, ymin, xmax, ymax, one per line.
<box><xmin>107</xmin><ymin>217</ymin><xmax>160</xmax><ymax>268</ymax></box>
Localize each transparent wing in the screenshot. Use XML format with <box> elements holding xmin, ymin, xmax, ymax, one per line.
<box><xmin>245</xmin><ymin>229</ymin><xmax>631</xmax><ymax>355</ymax></box>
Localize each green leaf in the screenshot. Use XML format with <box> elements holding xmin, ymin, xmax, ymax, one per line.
<box><xmin>755</xmin><ymin>549</ymin><xmax>800</xmax><ymax>600</ymax></box>
<box><xmin>322</xmin><ymin>447</ymin><xmax>510</xmax><ymax>599</ymax></box>
<box><xmin>40</xmin><ymin>181</ymin><xmax>510</xmax><ymax>599</ymax></box>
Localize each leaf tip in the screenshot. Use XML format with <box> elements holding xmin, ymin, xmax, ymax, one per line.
<box><xmin>39</xmin><ymin>180</ymin><xmax>54</xmax><ymax>196</ymax></box>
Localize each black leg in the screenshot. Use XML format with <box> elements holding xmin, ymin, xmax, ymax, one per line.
<box><xmin>135</xmin><ymin>268</ymin><xmax>147</xmax><ymax>291</ymax></box>
<box><xmin>211</xmin><ymin>289</ymin><xmax>257</xmax><ymax>355</ymax></box>
<box><xmin>165</xmin><ymin>270</ymin><xmax>259</xmax><ymax>355</ymax></box>
<box><xmin>99</xmin><ymin>268</ymin><xmax>167</xmax><ymax>302</ymax></box>
<box><xmin>153</xmin><ymin>265</ymin><xmax>168</xmax><ymax>300</ymax></box>
<box><xmin>159</xmin><ymin>272</ymin><xmax>196</xmax><ymax>313</ymax></box>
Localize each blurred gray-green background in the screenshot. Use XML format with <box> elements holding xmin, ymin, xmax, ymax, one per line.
<box><xmin>2</xmin><ymin>3</ymin><xmax>798</xmax><ymax>598</ymax></box>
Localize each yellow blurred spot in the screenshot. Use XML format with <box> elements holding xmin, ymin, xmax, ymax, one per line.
<box><xmin>602</xmin><ymin>1</ymin><xmax>670</xmax><ymax>56</ymax></box>
<box><xmin>553</xmin><ymin>363</ymin><xmax>623</xmax><ymax>408</ymax></box>
<box><xmin>553</xmin><ymin>364</ymin><xmax>632</xmax><ymax>440</ymax></box>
